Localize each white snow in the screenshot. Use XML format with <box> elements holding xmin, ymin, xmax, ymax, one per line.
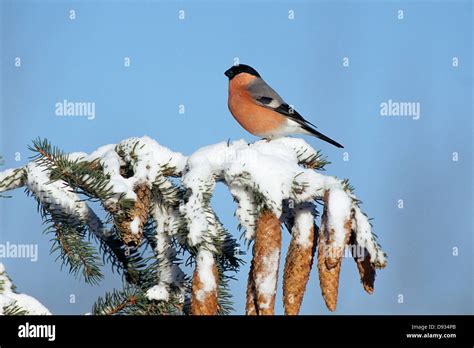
<box><xmin>25</xmin><ymin>161</ymin><xmax>105</xmax><ymax>237</ymax></box>
<box><xmin>0</xmin><ymin>263</ymin><xmax>50</xmax><ymax>315</ymax></box>
<box><xmin>293</xmin><ymin>204</ymin><xmax>316</xmax><ymax>248</ymax></box>
<box><xmin>115</xmin><ymin>136</ymin><xmax>186</xmax><ymax>185</ymax></box>
<box><xmin>228</xmin><ymin>185</ymin><xmax>257</xmax><ymax>240</ymax></box>
<box><xmin>0</xmin><ymin>168</ymin><xmax>20</xmax><ymax>183</ymax></box>
<box><xmin>149</xmin><ymin>205</ymin><xmax>185</xmax><ymax>301</ymax></box>
<box><xmin>26</xmin><ymin>161</ymin><xmax>78</xmax><ymax>216</ymax></box>
<box><xmin>0</xmin><ymin>135</ymin><xmax>387</xmax><ymax>315</ymax></box>
<box><xmin>66</xmin><ymin>152</ymin><xmax>88</xmax><ymax>161</ymax></box>
<box><xmin>182</xmin><ymin>139</ymin><xmax>304</xmax><ymax>245</ymax></box>
<box><xmin>0</xmin><ymin>167</ymin><xmax>25</xmax><ymax>192</ymax></box>
<box><xmin>87</xmin><ymin>143</ymin><xmax>138</xmax><ymax>201</ymax></box>
<box><xmin>272</xmin><ymin>137</ymin><xmax>320</xmax><ymax>159</ymax></box>
<box><xmin>183</xmin><ymin>138</ymin><xmax>347</xmax><ymax>244</ymax></box>
<box><xmin>129</xmin><ymin>217</ymin><xmax>141</xmax><ymax>234</ymax></box>
<box><xmin>182</xmin><ymin>138</ymin><xmax>385</xmax><ymax>270</ymax></box>
<box><xmin>353</xmin><ymin>208</ymin><xmax>387</xmax><ymax>267</ymax></box>
<box><xmin>254</xmin><ymin>249</ymin><xmax>280</xmax><ymax>309</ymax></box>
<box><xmin>194</xmin><ymin>249</ymin><xmax>217</xmax><ymax>302</ymax></box>
<box><xmin>222</xmin><ymin>142</ymin><xmax>299</xmax><ymax>213</ymax></box>
<box><xmin>86</xmin><ymin>137</ymin><xmax>187</xmax><ymax>207</ymax></box>
<box><xmin>326</xmin><ymin>188</ymin><xmax>352</xmax><ymax>247</ymax></box>
<box><xmin>146</xmin><ymin>284</ymin><xmax>170</xmax><ymax>302</ymax></box>
<box><xmin>180</xmin><ymin>163</ymin><xmax>215</xmax><ymax>246</ymax></box>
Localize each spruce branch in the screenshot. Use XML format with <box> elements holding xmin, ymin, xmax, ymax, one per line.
<box><xmin>0</xmin><ymin>168</ymin><xmax>26</xmax><ymax>196</ymax></box>
<box><xmin>93</xmin><ymin>285</ymin><xmax>184</xmax><ymax>315</ymax></box>
<box><xmin>213</xmin><ymin>227</ymin><xmax>244</xmax><ymax>315</ymax></box>
<box><xmin>29</xmin><ymin>138</ymin><xmax>136</xmax><ymax>228</ymax></box>
<box><xmin>0</xmin><ymin>136</ymin><xmax>387</xmax><ymax>315</ymax></box>
<box><xmin>29</xmin><ymin>138</ymin><xmax>115</xmax><ymax>202</ymax></box>
<box><xmin>92</xmin><ymin>287</ymin><xmax>140</xmax><ymax>315</ymax></box>
<box><xmin>0</xmin><ymin>156</ymin><xmax>26</xmax><ymax>198</ymax></box>
<box><xmin>94</xmin><ymin>229</ymin><xmax>148</xmax><ymax>284</ymax></box>
<box><xmin>37</xmin><ymin>205</ymin><xmax>104</xmax><ymax>285</ymax></box>
<box><xmin>3</xmin><ymin>301</ymin><xmax>31</xmax><ymax>315</ymax></box>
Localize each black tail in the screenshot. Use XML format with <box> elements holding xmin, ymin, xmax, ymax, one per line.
<box><xmin>303</xmin><ymin>125</ymin><xmax>344</xmax><ymax>148</ymax></box>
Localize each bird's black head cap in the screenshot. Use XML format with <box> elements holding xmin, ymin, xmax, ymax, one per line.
<box><xmin>224</xmin><ymin>64</ymin><xmax>261</xmax><ymax>80</ymax></box>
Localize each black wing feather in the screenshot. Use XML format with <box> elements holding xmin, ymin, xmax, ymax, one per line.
<box><xmin>256</xmin><ymin>96</ymin><xmax>274</xmax><ymax>105</ymax></box>
<box><xmin>272</xmin><ymin>103</ymin><xmax>318</xmax><ymax>129</ymax></box>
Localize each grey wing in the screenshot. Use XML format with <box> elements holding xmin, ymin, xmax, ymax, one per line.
<box><xmin>247</xmin><ymin>77</ymin><xmax>318</xmax><ymax>129</ymax></box>
<box><xmin>247</xmin><ymin>77</ymin><xmax>285</xmax><ymax>108</ymax></box>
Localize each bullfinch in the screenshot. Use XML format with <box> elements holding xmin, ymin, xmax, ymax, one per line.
<box><xmin>224</xmin><ymin>64</ymin><xmax>343</xmax><ymax>148</ymax></box>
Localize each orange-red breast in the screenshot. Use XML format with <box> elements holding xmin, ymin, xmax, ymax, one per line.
<box><xmin>225</xmin><ymin>64</ymin><xmax>343</xmax><ymax>148</ymax></box>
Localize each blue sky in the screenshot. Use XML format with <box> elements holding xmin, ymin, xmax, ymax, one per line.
<box><xmin>0</xmin><ymin>0</ymin><xmax>472</xmax><ymax>315</ymax></box>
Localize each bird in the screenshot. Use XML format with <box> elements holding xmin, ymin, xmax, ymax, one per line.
<box><xmin>224</xmin><ymin>64</ymin><xmax>344</xmax><ymax>148</ymax></box>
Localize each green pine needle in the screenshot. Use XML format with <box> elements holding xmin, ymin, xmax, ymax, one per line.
<box><xmin>3</xmin><ymin>301</ymin><xmax>30</xmax><ymax>315</ymax></box>
<box><xmin>92</xmin><ymin>286</ymin><xmax>183</xmax><ymax>315</ymax></box>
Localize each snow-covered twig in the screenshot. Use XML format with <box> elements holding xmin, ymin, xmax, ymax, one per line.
<box><xmin>1</xmin><ymin>137</ymin><xmax>189</xmax><ymax>307</ymax></box>
<box><xmin>182</xmin><ymin>138</ymin><xmax>386</xmax><ymax>314</ymax></box>
<box><xmin>145</xmin><ymin>203</ymin><xmax>186</xmax><ymax>305</ymax></box>
<box><xmin>0</xmin><ymin>263</ymin><xmax>50</xmax><ymax>315</ymax></box>
<box><xmin>25</xmin><ymin>160</ymin><xmax>103</xmax><ymax>232</ymax></box>
<box><xmin>0</xmin><ymin>167</ymin><xmax>26</xmax><ymax>193</ymax></box>
<box><xmin>0</xmin><ymin>136</ymin><xmax>386</xmax><ymax>315</ymax></box>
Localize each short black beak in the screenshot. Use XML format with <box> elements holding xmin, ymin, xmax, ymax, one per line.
<box><xmin>224</xmin><ymin>68</ymin><xmax>233</xmax><ymax>79</ymax></box>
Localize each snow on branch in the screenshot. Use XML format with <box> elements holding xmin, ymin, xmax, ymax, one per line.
<box><xmin>1</xmin><ymin>136</ymin><xmax>191</xmax><ymax>314</ymax></box>
<box><xmin>0</xmin><ymin>136</ymin><xmax>386</xmax><ymax>315</ymax></box>
<box><xmin>181</xmin><ymin>138</ymin><xmax>386</xmax><ymax>314</ymax></box>
<box><xmin>0</xmin><ymin>263</ymin><xmax>50</xmax><ymax>315</ymax></box>
<box><xmin>0</xmin><ymin>167</ymin><xmax>26</xmax><ymax>193</ymax></box>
